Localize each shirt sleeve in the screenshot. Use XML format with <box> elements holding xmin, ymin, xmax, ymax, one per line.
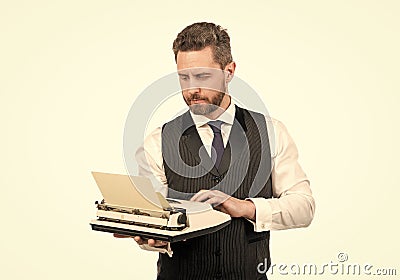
<box><xmin>246</xmin><ymin>118</ymin><xmax>315</xmax><ymax>232</ymax></box>
<box><xmin>135</xmin><ymin>127</ymin><xmax>168</xmax><ymax>197</ymax></box>
<box><xmin>135</xmin><ymin>128</ymin><xmax>174</xmax><ymax>255</ymax></box>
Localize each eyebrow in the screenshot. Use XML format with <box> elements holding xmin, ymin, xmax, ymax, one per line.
<box><xmin>178</xmin><ymin>73</ymin><xmax>189</xmax><ymax>78</ymax></box>
<box><xmin>178</xmin><ymin>71</ymin><xmax>212</xmax><ymax>76</ymax></box>
<box><xmin>194</xmin><ymin>72</ymin><xmax>212</xmax><ymax>76</ymax></box>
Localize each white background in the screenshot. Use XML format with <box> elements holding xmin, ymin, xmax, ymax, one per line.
<box><xmin>1</xmin><ymin>1</ymin><xmax>399</xmax><ymax>279</ymax></box>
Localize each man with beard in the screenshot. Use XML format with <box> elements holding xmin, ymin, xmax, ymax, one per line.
<box><xmin>117</xmin><ymin>22</ymin><xmax>315</xmax><ymax>280</ymax></box>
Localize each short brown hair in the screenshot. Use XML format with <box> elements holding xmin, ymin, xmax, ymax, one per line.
<box><xmin>172</xmin><ymin>22</ymin><xmax>233</xmax><ymax>69</ymax></box>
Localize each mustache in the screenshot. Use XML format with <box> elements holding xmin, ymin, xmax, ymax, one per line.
<box><xmin>186</xmin><ymin>94</ymin><xmax>207</xmax><ymax>102</ymax></box>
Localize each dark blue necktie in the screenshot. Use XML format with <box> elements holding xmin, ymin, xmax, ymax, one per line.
<box><xmin>208</xmin><ymin>120</ymin><xmax>224</xmax><ymax>168</ymax></box>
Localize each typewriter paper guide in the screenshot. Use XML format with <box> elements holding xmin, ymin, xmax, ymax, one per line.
<box><xmin>91</xmin><ymin>171</ymin><xmax>163</xmax><ymax>211</ymax></box>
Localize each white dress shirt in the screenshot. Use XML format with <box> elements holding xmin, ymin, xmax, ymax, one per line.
<box><xmin>135</xmin><ymin>100</ymin><xmax>315</xmax><ymax>232</ymax></box>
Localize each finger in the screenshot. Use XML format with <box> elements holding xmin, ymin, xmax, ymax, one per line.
<box><xmin>113</xmin><ymin>233</ymin><xmax>131</xmax><ymax>238</ymax></box>
<box><xmin>147</xmin><ymin>239</ymin><xmax>156</xmax><ymax>246</ymax></box>
<box><xmin>214</xmin><ymin>204</ymin><xmax>229</xmax><ymax>214</ymax></box>
<box><xmin>190</xmin><ymin>189</ymin><xmax>210</xmax><ymax>201</ymax></box>
<box><xmin>192</xmin><ymin>190</ymin><xmax>220</xmax><ymax>202</ymax></box>
<box><xmin>190</xmin><ymin>191</ymin><xmax>208</xmax><ymax>202</ymax></box>
<box><xmin>133</xmin><ymin>236</ymin><xmax>145</xmax><ymax>245</ymax></box>
<box><xmin>154</xmin><ymin>240</ymin><xmax>168</xmax><ymax>247</ymax></box>
<box><xmin>211</xmin><ymin>190</ymin><xmax>230</xmax><ymax>201</ymax></box>
<box><xmin>146</xmin><ymin>239</ymin><xmax>168</xmax><ymax>247</ymax></box>
<box><xmin>204</xmin><ymin>196</ymin><xmax>225</xmax><ymax>206</ymax></box>
<box><xmin>133</xmin><ymin>236</ymin><xmax>141</xmax><ymax>241</ymax></box>
<box><xmin>202</xmin><ymin>190</ymin><xmax>229</xmax><ymax>200</ymax></box>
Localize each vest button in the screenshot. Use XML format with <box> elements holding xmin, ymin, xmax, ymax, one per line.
<box><xmin>214</xmin><ymin>249</ymin><xmax>221</xmax><ymax>256</ymax></box>
<box><xmin>215</xmin><ymin>272</ymin><xmax>222</xmax><ymax>279</ymax></box>
<box><xmin>212</xmin><ymin>176</ymin><xmax>221</xmax><ymax>183</ymax></box>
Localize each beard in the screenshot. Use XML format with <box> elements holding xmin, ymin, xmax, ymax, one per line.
<box><xmin>185</xmin><ymin>91</ymin><xmax>225</xmax><ymax>115</ymax></box>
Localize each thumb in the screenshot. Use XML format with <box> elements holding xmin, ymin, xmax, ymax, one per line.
<box><xmin>113</xmin><ymin>233</ymin><xmax>131</xmax><ymax>238</ymax></box>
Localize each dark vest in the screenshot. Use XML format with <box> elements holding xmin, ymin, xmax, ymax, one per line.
<box><xmin>159</xmin><ymin>106</ymin><xmax>273</xmax><ymax>280</ymax></box>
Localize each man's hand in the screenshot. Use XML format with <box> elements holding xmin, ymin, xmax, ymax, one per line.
<box><xmin>113</xmin><ymin>234</ymin><xmax>168</xmax><ymax>247</ymax></box>
<box><xmin>133</xmin><ymin>236</ymin><xmax>168</xmax><ymax>247</ymax></box>
<box><xmin>190</xmin><ymin>190</ymin><xmax>256</xmax><ymax>220</ymax></box>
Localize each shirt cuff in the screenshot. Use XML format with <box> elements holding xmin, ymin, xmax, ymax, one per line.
<box><xmin>245</xmin><ymin>197</ymin><xmax>272</xmax><ymax>232</ymax></box>
<box><xmin>139</xmin><ymin>242</ymin><xmax>173</xmax><ymax>257</ymax></box>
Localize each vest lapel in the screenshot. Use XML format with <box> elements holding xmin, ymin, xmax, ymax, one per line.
<box><xmin>218</xmin><ymin>106</ymin><xmax>248</xmax><ymax>175</ymax></box>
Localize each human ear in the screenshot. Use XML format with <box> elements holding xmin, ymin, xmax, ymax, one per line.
<box><xmin>224</xmin><ymin>61</ymin><xmax>236</xmax><ymax>82</ymax></box>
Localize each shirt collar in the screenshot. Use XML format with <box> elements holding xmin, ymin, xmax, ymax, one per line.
<box><xmin>190</xmin><ymin>98</ymin><xmax>236</xmax><ymax>128</ymax></box>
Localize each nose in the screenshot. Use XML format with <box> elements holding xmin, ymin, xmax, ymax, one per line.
<box><xmin>187</xmin><ymin>86</ymin><xmax>200</xmax><ymax>95</ymax></box>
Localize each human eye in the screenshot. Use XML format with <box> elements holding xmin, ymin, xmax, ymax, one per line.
<box><xmin>195</xmin><ymin>73</ymin><xmax>212</xmax><ymax>80</ymax></box>
<box><xmin>179</xmin><ymin>74</ymin><xmax>189</xmax><ymax>81</ymax></box>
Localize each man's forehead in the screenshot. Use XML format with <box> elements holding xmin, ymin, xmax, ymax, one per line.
<box><xmin>176</xmin><ymin>47</ymin><xmax>221</xmax><ymax>70</ymax></box>
<box><xmin>177</xmin><ymin>67</ymin><xmax>224</xmax><ymax>75</ymax></box>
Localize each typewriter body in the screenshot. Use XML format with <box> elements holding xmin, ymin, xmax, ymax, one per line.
<box><xmin>90</xmin><ymin>172</ymin><xmax>231</xmax><ymax>242</ymax></box>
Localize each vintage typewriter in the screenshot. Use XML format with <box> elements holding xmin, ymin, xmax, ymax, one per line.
<box><xmin>90</xmin><ymin>172</ymin><xmax>231</xmax><ymax>242</ymax></box>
